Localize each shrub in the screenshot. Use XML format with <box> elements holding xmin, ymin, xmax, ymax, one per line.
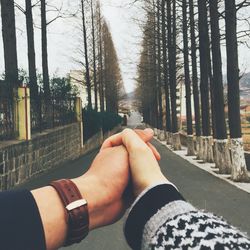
<box><xmin>83</xmin><ymin>108</ymin><xmax>122</xmax><ymax>142</ymax></box>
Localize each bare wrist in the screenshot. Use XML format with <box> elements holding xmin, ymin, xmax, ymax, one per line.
<box><xmin>72</xmin><ymin>175</ymin><xmax>105</xmax><ymax>230</ymax></box>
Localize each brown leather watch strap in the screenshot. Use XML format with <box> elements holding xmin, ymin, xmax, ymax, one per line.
<box><xmin>50</xmin><ymin>179</ymin><xmax>89</xmax><ymax>246</ymax></box>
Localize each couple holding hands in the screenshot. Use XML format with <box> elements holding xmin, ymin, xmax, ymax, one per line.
<box><xmin>0</xmin><ymin>128</ymin><xmax>249</xmax><ymax>249</ymax></box>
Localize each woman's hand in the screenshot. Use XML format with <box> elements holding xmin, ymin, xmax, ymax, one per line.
<box><xmin>100</xmin><ymin>128</ymin><xmax>168</xmax><ymax>196</ymax></box>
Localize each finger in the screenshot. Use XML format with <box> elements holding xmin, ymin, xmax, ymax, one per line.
<box><xmin>100</xmin><ymin>128</ymin><xmax>154</xmax><ymax>151</ymax></box>
<box><xmin>147</xmin><ymin>142</ymin><xmax>161</xmax><ymax>161</ymax></box>
<box><xmin>122</xmin><ymin>128</ymin><xmax>151</xmax><ymax>153</ymax></box>
<box><xmin>100</xmin><ymin>132</ymin><xmax>122</xmax><ymax>150</ymax></box>
<box><xmin>134</xmin><ymin>128</ymin><xmax>154</xmax><ymax>142</ymax></box>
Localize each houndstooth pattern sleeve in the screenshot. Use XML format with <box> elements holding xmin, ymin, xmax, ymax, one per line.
<box><xmin>148</xmin><ymin>210</ymin><xmax>250</xmax><ymax>249</ymax></box>
<box><xmin>125</xmin><ymin>183</ymin><xmax>250</xmax><ymax>250</ymax></box>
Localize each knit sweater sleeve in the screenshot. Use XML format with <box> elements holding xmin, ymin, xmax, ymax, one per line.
<box><xmin>124</xmin><ymin>183</ymin><xmax>250</xmax><ymax>250</ymax></box>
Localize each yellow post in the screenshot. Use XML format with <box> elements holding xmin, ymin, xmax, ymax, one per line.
<box><xmin>75</xmin><ymin>97</ymin><xmax>82</xmax><ymax>122</ymax></box>
<box><xmin>75</xmin><ymin>97</ymin><xmax>84</xmax><ymax>148</ymax></box>
<box><xmin>17</xmin><ymin>87</ymin><xmax>31</xmax><ymax>140</ymax></box>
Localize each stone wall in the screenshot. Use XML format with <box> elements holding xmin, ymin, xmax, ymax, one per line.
<box><xmin>0</xmin><ymin>123</ymin><xmax>82</xmax><ymax>191</ymax></box>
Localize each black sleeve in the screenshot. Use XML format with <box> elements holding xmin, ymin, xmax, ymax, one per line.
<box><xmin>0</xmin><ymin>190</ymin><xmax>46</xmax><ymax>250</ymax></box>
<box><xmin>124</xmin><ymin>184</ymin><xmax>185</xmax><ymax>250</ymax></box>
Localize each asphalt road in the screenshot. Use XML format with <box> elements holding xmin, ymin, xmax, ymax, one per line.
<box><xmin>17</xmin><ymin>126</ymin><xmax>250</xmax><ymax>249</ymax></box>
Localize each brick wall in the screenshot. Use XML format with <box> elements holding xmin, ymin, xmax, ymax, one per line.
<box><xmin>0</xmin><ymin>123</ymin><xmax>82</xmax><ymax>191</ymax></box>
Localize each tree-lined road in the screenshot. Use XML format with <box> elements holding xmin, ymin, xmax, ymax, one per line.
<box><xmin>17</xmin><ymin>126</ymin><xmax>250</xmax><ymax>249</ymax></box>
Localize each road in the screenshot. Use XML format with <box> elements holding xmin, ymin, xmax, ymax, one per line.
<box><xmin>17</xmin><ymin>115</ymin><xmax>250</xmax><ymax>249</ymax></box>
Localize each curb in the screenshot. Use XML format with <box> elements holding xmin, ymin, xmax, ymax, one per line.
<box><xmin>154</xmin><ymin>137</ymin><xmax>250</xmax><ymax>195</ymax></box>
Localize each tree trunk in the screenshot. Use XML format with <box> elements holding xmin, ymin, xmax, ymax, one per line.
<box><xmin>41</xmin><ymin>0</ymin><xmax>50</xmax><ymax>98</ymax></box>
<box><xmin>156</xmin><ymin>0</ymin><xmax>163</xmax><ymax>130</ymax></box>
<box><xmin>81</xmin><ymin>0</ymin><xmax>92</xmax><ymax>109</ymax></box>
<box><xmin>167</xmin><ymin>0</ymin><xmax>178</xmax><ymax>133</ymax></box>
<box><xmin>182</xmin><ymin>0</ymin><xmax>194</xmax><ymax>155</ymax></box>
<box><xmin>225</xmin><ymin>0</ymin><xmax>249</xmax><ymax>181</ymax></box>
<box><xmin>152</xmin><ymin>0</ymin><xmax>159</xmax><ymax>128</ymax></box>
<box><xmin>161</xmin><ymin>0</ymin><xmax>171</xmax><ymax>132</ymax></box>
<box><xmin>91</xmin><ymin>0</ymin><xmax>98</xmax><ymax>111</ymax></box>
<box><xmin>97</xmin><ymin>2</ymin><xmax>104</xmax><ymax>112</ymax></box>
<box><xmin>208</xmin><ymin>44</ymin><xmax>216</xmax><ymax>138</ymax></box>
<box><xmin>25</xmin><ymin>0</ymin><xmax>38</xmax><ymax>100</ymax></box>
<box><xmin>198</xmin><ymin>0</ymin><xmax>210</xmax><ymax>137</ymax></box>
<box><xmin>182</xmin><ymin>0</ymin><xmax>193</xmax><ymax>136</ymax></box>
<box><xmin>209</xmin><ymin>0</ymin><xmax>230</xmax><ymax>173</ymax></box>
<box><xmin>189</xmin><ymin>0</ymin><xmax>201</xmax><ymax>137</ymax></box>
<box><xmin>0</xmin><ymin>0</ymin><xmax>18</xmax><ymax>92</ymax></box>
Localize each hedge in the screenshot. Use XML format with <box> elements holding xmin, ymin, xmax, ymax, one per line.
<box><xmin>83</xmin><ymin>108</ymin><xmax>122</xmax><ymax>142</ymax></box>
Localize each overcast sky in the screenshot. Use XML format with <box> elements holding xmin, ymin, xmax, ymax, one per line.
<box><xmin>0</xmin><ymin>0</ymin><xmax>143</xmax><ymax>93</ymax></box>
<box><xmin>0</xmin><ymin>0</ymin><xmax>250</xmax><ymax>93</ymax></box>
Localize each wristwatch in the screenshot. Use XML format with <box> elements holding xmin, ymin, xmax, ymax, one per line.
<box><xmin>50</xmin><ymin>179</ymin><xmax>89</xmax><ymax>246</ymax></box>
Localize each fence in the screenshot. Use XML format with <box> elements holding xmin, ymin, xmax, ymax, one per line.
<box><xmin>0</xmin><ymin>87</ymin><xmax>80</xmax><ymax>141</ymax></box>
<box><xmin>30</xmin><ymin>93</ymin><xmax>76</xmax><ymax>133</ymax></box>
<box><xmin>0</xmin><ymin>98</ymin><xmax>17</xmax><ymax>140</ymax></box>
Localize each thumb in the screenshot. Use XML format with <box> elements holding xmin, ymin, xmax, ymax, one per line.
<box><xmin>121</xmin><ymin>128</ymin><xmax>151</xmax><ymax>154</ymax></box>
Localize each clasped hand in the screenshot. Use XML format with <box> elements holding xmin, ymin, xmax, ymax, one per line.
<box><xmin>73</xmin><ymin>128</ymin><xmax>168</xmax><ymax>230</ymax></box>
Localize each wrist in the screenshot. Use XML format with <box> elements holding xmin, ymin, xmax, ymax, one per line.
<box><xmin>133</xmin><ymin>172</ymin><xmax>168</xmax><ymax>197</ymax></box>
<box><xmin>72</xmin><ymin>175</ymin><xmax>105</xmax><ymax>230</ymax></box>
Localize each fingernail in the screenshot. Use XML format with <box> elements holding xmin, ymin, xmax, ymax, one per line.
<box><xmin>144</xmin><ymin>128</ymin><xmax>154</xmax><ymax>134</ymax></box>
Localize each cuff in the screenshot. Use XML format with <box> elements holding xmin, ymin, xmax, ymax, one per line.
<box><xmin>124</xmin><ymin>184</ymin><xmax>184</xmax><ymax>250</ymax></box>
<box><xmin>141</xmin><ymin>200</ymin><xmax>196</xmax><ymax>250</ymax></box>
<box><xmin>0</xmin><ymin>190</ymin><xmax>46</xmax><ymax>250</ymax></box>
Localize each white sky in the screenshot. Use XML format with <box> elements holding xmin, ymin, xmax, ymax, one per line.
<box><xmin>0</xmin><ymin>0</ymin><xmax>143</xmax><ymax>93</ymax></box>
<box><xmin>0</xmin><ymin>0</ymin><xmax>250</xmax><ymax>93</ymax></box>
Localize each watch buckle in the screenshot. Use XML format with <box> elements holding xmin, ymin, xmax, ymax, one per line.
<box><xmin>66</xmin><ymin>199</ymin><xmax>87</xmax><ymax>211</ymax></box>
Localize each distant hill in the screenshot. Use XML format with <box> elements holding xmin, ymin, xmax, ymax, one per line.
<box><xmin>223</xmin><ymin>72</ymin><xmax>250</xmax><ymax>88</ymax></box>
<box><xmin>240</xmin><ymin>72</ymin><xmax>250</xmax><ymax>89</ymax></box>
<box><xmin>223</xmin><ymin>72</ymin><xmax>250</xmax><ymax>102</ymax></box>
<box><xmin>119</xmin><ymin>91</ymin><xmax>137</xmax><ymax>112</ymax></box>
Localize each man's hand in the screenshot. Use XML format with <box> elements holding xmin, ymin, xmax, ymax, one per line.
<box><xmin>73</xmin><ymin>146</ymin><xmax>129</xmax><ymax>230</ymax></box>
<box><xmin>73</xmin><ymin>128</ymin><xmax>159</xmax><ymax>229</ymax></box>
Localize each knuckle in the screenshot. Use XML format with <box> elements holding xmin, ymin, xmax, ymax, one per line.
<box><xmin>122</xmin><ymin>128</ymin><xmax>133</xmax><ymax>135</ymax></box>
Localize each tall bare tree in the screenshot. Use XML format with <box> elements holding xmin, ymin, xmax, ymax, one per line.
<box><xmin>102</xmin><ymin>20</ymin><xmax>123</xmax><ymax>114</ymax></box>
<box><xmin>198</xmin><ymin>0</ymin><xmax>213</xmax><ymax>161</ymax></box>
<box><xmin>225</xmin><ymin>0</ymin><xmax>249</xmax><ymax>181</ymax></box>
<box><xmin>25</xmin><ymin>0</ymin><xmax>38</xmax><ymax>100</ymax></box>
<box><xmin>182</xmin><ymin>0</ymin><xmax>194</xmax><ymax>155</ymax></box>
<box><xmin>0</xmin><ymin>0</ymin><xmax>19</xmax><ymax>93</ymax></box>
<box><xmin>90</xmin><ymin>0</ymin><xmax>98</xmax><ymax>111</ymax></box>
<box><xmin>189</xmin><ymin>0</ymin><xmax>201</xmax><ymax>139</ymax></box>
<box><xmin>41</xmin><ymin>0</ymin><xmax>50</xmax><ymax>98</ymax></box>
<box><xmin>156</xmin><ymin>0</ymin><xmax>163</xmax><ymax>130</ymax></box>
<box><xmin>167</xmin><ymin>0</ymin><xmax>181</xmax><ymax>149</ymax></box>
<box><xmin>81</xmin><ymin>0</ymin><xmax>92</xmax><ymax>109</ymax></box>
<box><xmin>161</xmin><ymin>0</ymin><xmax>171</xmax><ymax>133</ymax></box>
<box><xmin>209</xmin><ymin>0</ymin><xmax>231</xmax><ymax>174</ymax></box>
<box><xmin>97</xmin><ymin>1</ymin><xmax>104</xmax><ymax>112</ymax></box>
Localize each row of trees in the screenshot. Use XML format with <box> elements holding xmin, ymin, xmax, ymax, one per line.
<box><xmin>79</xmin><ymin>0</ymin><xmax>124</xmax><ymax>113</ymax></box>
<box><xmin>0</xmin><ymin>0</ymin><xmax>124</xmax><ymax>115</ymax></box>
<box><xmin>136</xmin><ymin>0</ymin><xmax>250</xmax><ymax>182</ymax></box>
